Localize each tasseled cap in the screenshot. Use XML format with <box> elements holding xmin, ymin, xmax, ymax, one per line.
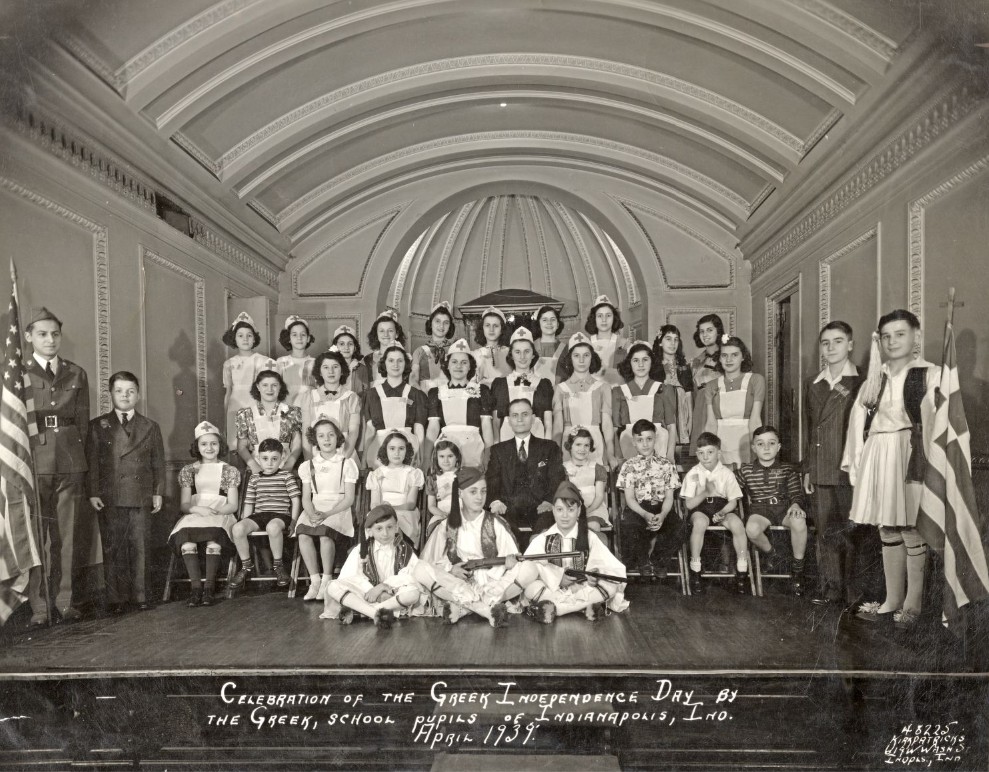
<box><xmin>456</xmin><ymin>466</ymin><xmax>485</xmax><ymax>488</ymax></box>
<box><xmin>364</xmin><ymin>503</ymin><xmax>398</xmax><ymax>530</ymax></box>
<box><xmin>553</xmin><ymin>480</ymin><xmax>583</xmax><ymax>503</ymax></box>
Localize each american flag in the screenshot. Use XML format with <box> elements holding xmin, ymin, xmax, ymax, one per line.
<box><xmin>917</xmin><ymin>314</ymin><xmax>989</xmax><ymax>633</ymax></box>
<box><xmin>0</xmin><ymin>262</ymin><xmax>40</xmax><ymax>624</ymax></box>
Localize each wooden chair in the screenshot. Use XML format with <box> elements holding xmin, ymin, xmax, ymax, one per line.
<box><xmin>161</xmin><ymin>551</ymin><xmax>237</xmax><ymax>602</ymax></box>
<box><xmin>682</xmin><ymin>495</ymin><xmax>757</xmax><ymax>596</ymax></box>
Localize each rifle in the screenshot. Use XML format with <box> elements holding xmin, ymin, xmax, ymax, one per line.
<box><xmin>564</xmin><ymin>568</ymin><xmax>627</xmax><ymax>584</ymax></box>
<box><xmin>460</xmin><ymin>551</ymin><xmax>582</xmax><ymax>572</ymax></box>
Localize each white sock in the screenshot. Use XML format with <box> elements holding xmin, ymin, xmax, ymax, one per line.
<box><xmin>690</xmin><ymin>558</ymin><xmax>701</xmax><ymax>572</ymax></box>
<box><xmin>736</xmin><ymin>558</ymin><xmax>748</xmax><ymax>572</ymax></box>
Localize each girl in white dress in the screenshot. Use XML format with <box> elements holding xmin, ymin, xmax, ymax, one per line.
<box><xmin>554</xmin><ymin>332</ymin><xmax>615</xmax><ymax>466</ymax></box>
<box><xmin>489</xmin><ymin>327</ymin><xmax>555</xmax><ymax>442</ymax></box>
<box><xmin>363</xmin><ymin>309</ymin><xmax>408</xmax><ymax>387</ymax></box>
<box><xmin>563</xmin><ymin>427</ymin><xmax>610</xmax><ymax>531</ymax></box>
<box><xmin>298</xmin><ymin>349</ymin><xmax>361</xmax><ymax>461</ymax></box>
<box><xmin>296</xmin><ymin>419</ymin><xmax>360</xmax><ymax>601</ymax></box>
<box><xmin>169</xmin><ymin>422</ymin><xmax>241</xmax><ymax>607</ymax></box>
<box><xmin>531</xmin><ymin>304</ymin><xmax>567</xmax><ymax>384</ymax></box>
<box><xmin>221</xmin><ymin>312</ymin><xmax>275</xmax><ymax>449</ymax></box>
<box><xmin>425</xmin><ymin>440</ymin><xmax>462</xmax><ymax>528</ymax></box>
<box><xmin>332</xmin><ymin>325</ymin><xmax>370</xmax><ymax>396</ymax></box>
<box><xmin>367</xmin><ymin>431</ymin><xmax>426</xmax><ymax>546</ymax></box>
<box><xmin>584</xmin><ymin>295</ymin><xmax>629</xmax><ymax>386</ymax></box>
<box><xmin>704</xmin><ymin>336</ymin><xmax>765</xmax><ymax>468</ymax></box>
<box><xmin>276</xmin><ymin>315</ymin><xmax>316</xmax><ymax>406</ymax></box>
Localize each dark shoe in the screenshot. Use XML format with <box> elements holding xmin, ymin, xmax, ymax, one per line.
<box><xmin>135</xmin><ymin>602</ymin><xmax>153</xmax><ymax>612</ymax></box>
<box><xmin>791</xmin><ymin>573</ymin><xmax>805</xmax><ymax>597</ymax></box>
<box><xmin>639</xmin><ymin>564</ymin><xmax>657</xmax><ymax>584</ymax></box>
<box><xmin>28</xmin><ymin>612</ymin><xmax>47</xmax><ymax>628</ymax></box>
<box><xmin>652</xmin><ymin>561</ymin><xmax>669</xmax><ymax>579</ymax></box>
<box><xmin>735</xmin><ymin>570</ymin><xmax>749</xmax><ymax>595</ymax></box>
<box><xmin>229</xmin><ymin>568</ymin><xmax>251</xmax><ymax>592</ymax></box>
<box><xmin>374</xmin><ymin>608</ymin><xmax>396</xmax><ymax>630</ymax></box>
<box><xmin>274</xmin><ymin>563</ymin><xmax>291</xmax><ymax>588</ymax></box>
<box><xmin>524</xmin><ymin>600</ymin><xmax>557</xmax><ymax>625</ymax></box>
<box><xmin>585</xmin><ymin>602</ymin><xmax>608</xmax><ymax>622</ymax></box>
<box><xmin>187</xmin><ymin>590</ymin><xmax>202</xmax><ymax>608</ymax></box>
<box><xmin>489</xmin><ymin>602</ymin><xmax>510</xmax><ymax>628</ymax></box>
<box><xmin>201</xmin><ymin>587</ymin><xmax>216</xmax><ymax>606</ymax></box>
<box><xmin>689</xmin><ymin>569</ymin><xmax>704</xmax><ymax>595</ymax></box>
<box><xmin>58</xmin><ymin>607</ymin><xmax>83</xmax><ymax>624</ymax></box>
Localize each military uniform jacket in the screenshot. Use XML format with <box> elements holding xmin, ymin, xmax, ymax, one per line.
<box><xmin>27</xmin><ymin>357</ymin><xmax>90</xmax><ymax>474</ymax></box>
<box><xmin>87</xmin><ymin>412</ymin><xmax>165</xmax><ymax>508</ymax></box>
<box><xmin>802</xmin><ymin>370</ymin><xmax>862</xmax><ymax>486</ymax></box>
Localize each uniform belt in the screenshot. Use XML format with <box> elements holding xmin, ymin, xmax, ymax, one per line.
<box><xmin>39</xmin><ymin>415</ymin><xmax>75</xmax><ymax>430</ymax></box>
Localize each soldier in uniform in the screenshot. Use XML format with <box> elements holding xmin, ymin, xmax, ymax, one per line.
<box><xmin>24</xmin><ymin>308</ymin><xmax>92</xmax><ymax>625</ymax></box>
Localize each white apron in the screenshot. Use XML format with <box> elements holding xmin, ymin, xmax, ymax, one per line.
<box><xmin>250</xmin><ymin>403</ymin><xmax>290</xmax><ymax>464</ymax></box>
<box><xmin>377</xmin><ymin>467</ymin><xmax>421</xmax><ymax>545</ymax></box>
<box><xmin>365</xmin><ymin>384</ymin><xmax>420</xmax><ymax>463</ymax></box>
<box><xmin>436</xmin><ymin>384</ymin><xmax>486</xmax><ymax>468</ymax></box>
<box><xmin>499</xmin><ymin>376</ymin><xmax>548</xmax><ymax>441</ymax></box>
<box><xmin>560</xmin><ymin>381</ymin><xmax>605</xmax><ymax>464</ymax></box>
<box><xmin>592</xmin><ymin>334</ymin><xmax>623</xmax><ymax>386</ymax></box>
<box><xmin>168</xmin><ymin>463</ymin><xmax>236</xmax><ymax>541</ymax></box>
<box><xmin>567</xmin><ymin>461</ymin><xmax>610</xmax><ymax>525</ymax></box>
<box><xmin>716</xmin><ymin>374</ymin><xmax>751</xmax><ymax>467</ymax></box>
<box><xmin>305</xmin><ymin>456</ymin><xmax>355</xmax><ymax>537</ymax></box>
<box><xmin>618</xmin><ymin>383</ymin><xmax>671</xmax><ymax>461</ymax></box>
<box><xmin>533</xmin><ymin>341</ymin><xmax>566</xmax><ymax>383</ymax></box>
<box><xmin>309</xmin><ymin>390</ymin><xmax>357</xmax><ymax>460</ymax></box>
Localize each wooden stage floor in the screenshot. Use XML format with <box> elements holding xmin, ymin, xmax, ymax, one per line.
<box><xmin>1</xmin><ymin>582</ymin><xmax>987</xmax><ymax>770</ymax></box>
<box><xmin>0</xmin><ymin>580</ymin><xmax>972</xmax><ymax>674</ymax></box>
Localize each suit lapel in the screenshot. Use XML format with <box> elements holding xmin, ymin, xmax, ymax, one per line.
<box><xmin>117</xmin><ymin>413</ymin><xmax>149</xmax><ymax>456</ymax></box>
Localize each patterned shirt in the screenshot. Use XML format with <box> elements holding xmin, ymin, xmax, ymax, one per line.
<box><xmin>177</xmin><ymin>461</ymin><xmax>241</xmax><ymax>493</ymax></box>
<box><xmin>235</xmin><ymin>403</ymin><xmax>303</xmax><ymax>449</ymax></box>
<box><xmin>616</xmin><ymin>453</ymin><xmax>680</xmax><ymax>503</ymax></box>
<box><xmin>243</xmin><ymin>470</ymin><xmax>301</xmax><ymax>515</ymax></box>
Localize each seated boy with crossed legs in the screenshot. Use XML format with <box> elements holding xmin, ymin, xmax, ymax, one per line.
<box><xmin>681</xmin><ymin>432</ymin><xmax>746</xmax><ymax>595</ymax></box>
<box><xmin>321</xmin><ymin>503</ymin><xmax>421</xmax><ymax>628</ymax></box>
<box><xmin>739</xmin><ymin>426</ymin><xmax>808</xmax><ymax>595</ymax></box>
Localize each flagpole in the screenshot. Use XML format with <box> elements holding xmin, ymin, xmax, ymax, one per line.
<box><xmin>11</xmin><ymin>261</ymin><xmax>53</xmax><ymax>627</ymax></box>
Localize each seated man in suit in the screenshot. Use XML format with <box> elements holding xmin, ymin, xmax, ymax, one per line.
<box><xmin>485</xmin><ymin>398</ymin><xmax>566</xmax><ymax>535</ymax></box>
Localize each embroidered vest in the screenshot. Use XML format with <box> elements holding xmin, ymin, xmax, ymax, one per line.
<box><xmin>545</xmin><ymin>532</ymin><xmax>586</xmax><ymax>571</ymax></box>
<box><xmin>863</xmin><ymin>368</ymin><xmax>928</xmax><ymax>482</ymax></box>
<box><xmin>362</xmin><ymin>537</ymin><xmax>415</xmax><ymax>585</ymax></box>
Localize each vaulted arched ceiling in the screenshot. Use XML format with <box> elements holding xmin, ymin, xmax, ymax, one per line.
<box><xmin>7</xmin><ymin>0</ymin><xmax>980</xmax><ymax>304</ymax></box>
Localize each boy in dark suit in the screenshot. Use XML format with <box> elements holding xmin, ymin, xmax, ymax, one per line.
<box><xmin>485</xmin><ymin>397</ymin><xmax>566</xmax><ymax>535</ymax></box>
<box><xmin>802</xmin><ymin>321</ymin><xmax>871</xmax><ymax>606</ymax></box>
<box><xmin>24</xmin><ymin>307</ymin><xmax>92</xmax><ymax>626</ymax></box>
<box><xmin>87</xmin><ymin>371</ymin><xmax>165</xmax><ymax>613</ymax></box>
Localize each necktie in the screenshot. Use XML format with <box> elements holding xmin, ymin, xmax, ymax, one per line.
<box><xmin>45</xmin><ymin>361</ymin><xmax>54</xmax><ymax>380</ymax></box>
<box><xmin>120</xmin><ymin>413</ymin><xmax>130</xmax><ymax>431</ymax></box>
<box><xmin>518</xmin><ymin>440</ymin><xmax>527</xmax><ymax>463</ymax></box>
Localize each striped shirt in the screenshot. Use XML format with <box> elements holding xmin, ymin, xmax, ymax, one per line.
<box><xmin>244</xmin><ymin>470</ymin><xmax>301</xmax><ymax>514</ymax></box>
<box><xmin>736</xmin><ymin>460</ymin><xmax>804</xmax><ymax>508</ymax></box>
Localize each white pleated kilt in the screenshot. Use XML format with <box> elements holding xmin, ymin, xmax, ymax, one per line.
<box><xmin>848</xmin><ymin>430</ymin><xmax>921</xmax><ymax>528</ymax></box>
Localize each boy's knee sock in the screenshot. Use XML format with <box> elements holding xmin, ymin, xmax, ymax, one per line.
<box><xmin>902</xmin><ymin>529</ymin><xmax>927</xmax><ymax>615</ymax></box>
<box><xmin>791</xmin><ymin>557</ymin><xmax>805</xmax><ymax>576</ymax></box>
<box><xmin>240</xmin><ymin>557</ymin><xmax>255</xmax><ymax>572</ymax></box>
<box><xmin>204</xmin><ymin>554</ymin><xmax>221</xmax><ymax>589</ymax></box>
<box><xmin>181</xmin><ymin>552</ymin><xmax>202</xmax><ymax>584</ymax></box>
<box><xmin>878</xmin><ymin>529</ymin><xmax>906</xmax><ymax>613</ymax></box>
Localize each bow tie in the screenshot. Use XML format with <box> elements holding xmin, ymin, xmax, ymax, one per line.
<box><xmin>513</xmin><ymin>375</ymin><xmax>531</xmax><ymax>387</ymax></box>
<box><xmin>448</xmin><ymin>383</ymin><xmax>467</xmax><ymax>390</ymax></box>
<box><xmin>429</xmin><ymin>344</ymin><xmax>448</xmax><ymax>361</ymax></box>
<box><xmin>324</xmin><ymin>389</ymin><xmax>338</xmax><ymax>396</ymax></box>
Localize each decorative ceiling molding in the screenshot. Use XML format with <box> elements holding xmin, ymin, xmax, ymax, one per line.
<box><xmin>750</xmin><ymin>81</ymin><xmax>983</xmax><ymax>279</ymax></box>
<box><xmin>802</xmin><ymin>107</ymin><xmax>843</xmax><ymax>155</ymax></box>
<box><xmin>510</xmin><ymin>196</ymin><xmax>532</xmax><ymax>290</ymax></box>
<box><xmin>217</xmin><ymin>53</ymin><xmax>804</xmax><ymax>172</ymax></box>
<box><xmin>391</xmin><ymin>223</ymin><xmax>433</xmax><ymax>311</ymax></box>
<box><xmin>115</xmin><ymin>0</ymin><xmax>265</xmax><ymax>93</ymax></box>
<box><xmin>173</xmin><ymin>132</ymin><xmax>221</xmax><ymax>177</ymax></box>
<box><xmin>277</xmin><ymin>131</ymin><xmax>750</xmax><ymax>229</ymax></box>
<box><xmin>578</xmin><ymin>212</ymin><xmax>638</xmax><ymax>306</ymax></box>
<box><xmin>10</xmin><ymin>109</ymin><xmax>157</xmax><ymax>212</ymax></box>
<box><xmin>788</xmin><ymin>0</ymin><xmax>898</xmax><ymax>61</ymax></box>
<box><xmin>290</xmin><ymin>204</ymin><xmax>406</xmax><ymax>297</ymax></box>
<box><xmin>617</xmin><ymin>198</ymin><xmax>736</xmax><ymax>290</ymax></box>
<box><xmin>549</xmin><ymin>201</ymin><xmax>600</xmax><ymax>300</ymax></box>
<box><xmin>525</xmin><ymin>197</ymin><xmax>552</xmax><ymax>295</ymax></box>
<box><xmin>61</xmin><ymin>32</ymin><xmax>123</xmax><ymax>92</ymax></box>
<box><xmin>602</xmin><ymin>230</ymin><xmax>639</xmax><ymax>306</ymax></box>
<box><xmin>228</xmin><ymin>88</ymin><xmax>788</xmax><ymax>197</ymax></box>
<box><xmin>666</xmin><ymin>307</ymin><xmax>736</xmax><ymax>336</ymax></box>
<box><xmin>0</xmin><ymin>176</ymin><xmax>111</xmax><ymax>414</ymax></box>
<box><xmin>188</xmin><ymin>219</ymin><xmax>279</xmax><ymax>288</ymax></box>
<box><xmin>907</xmin><ymin>153</ymin><xmax>989</xmax><ymax>354</ymax></box>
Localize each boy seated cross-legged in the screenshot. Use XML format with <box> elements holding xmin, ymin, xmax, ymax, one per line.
<box><xmin>520</xmin><ymin>481</ymin><xmax>629</xmax><ymax>623</ymax></box>
<box><xmin>320</xmin><ymin>503</ymin><xmax>421</xmax><ymax>628</ymax></box>
<box><xmin>681</xmin><ymin>432</ymin><xmax>746</xmax><ymax>595</ymax></box>
<box><xmin>413</xmin><ymin>466</ymin><xmax>526</xmax><ymax>627</ymax></box>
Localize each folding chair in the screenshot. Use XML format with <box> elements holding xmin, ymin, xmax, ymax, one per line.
<box><xmin>682</xmin><ymin>493</ymin><xmax>757</xmax><ymax>596</ymax></box>
<box><xmin>162</xmin><ymin>551</ymin><xmax>237</xmax><ymax>602</ymax></box>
